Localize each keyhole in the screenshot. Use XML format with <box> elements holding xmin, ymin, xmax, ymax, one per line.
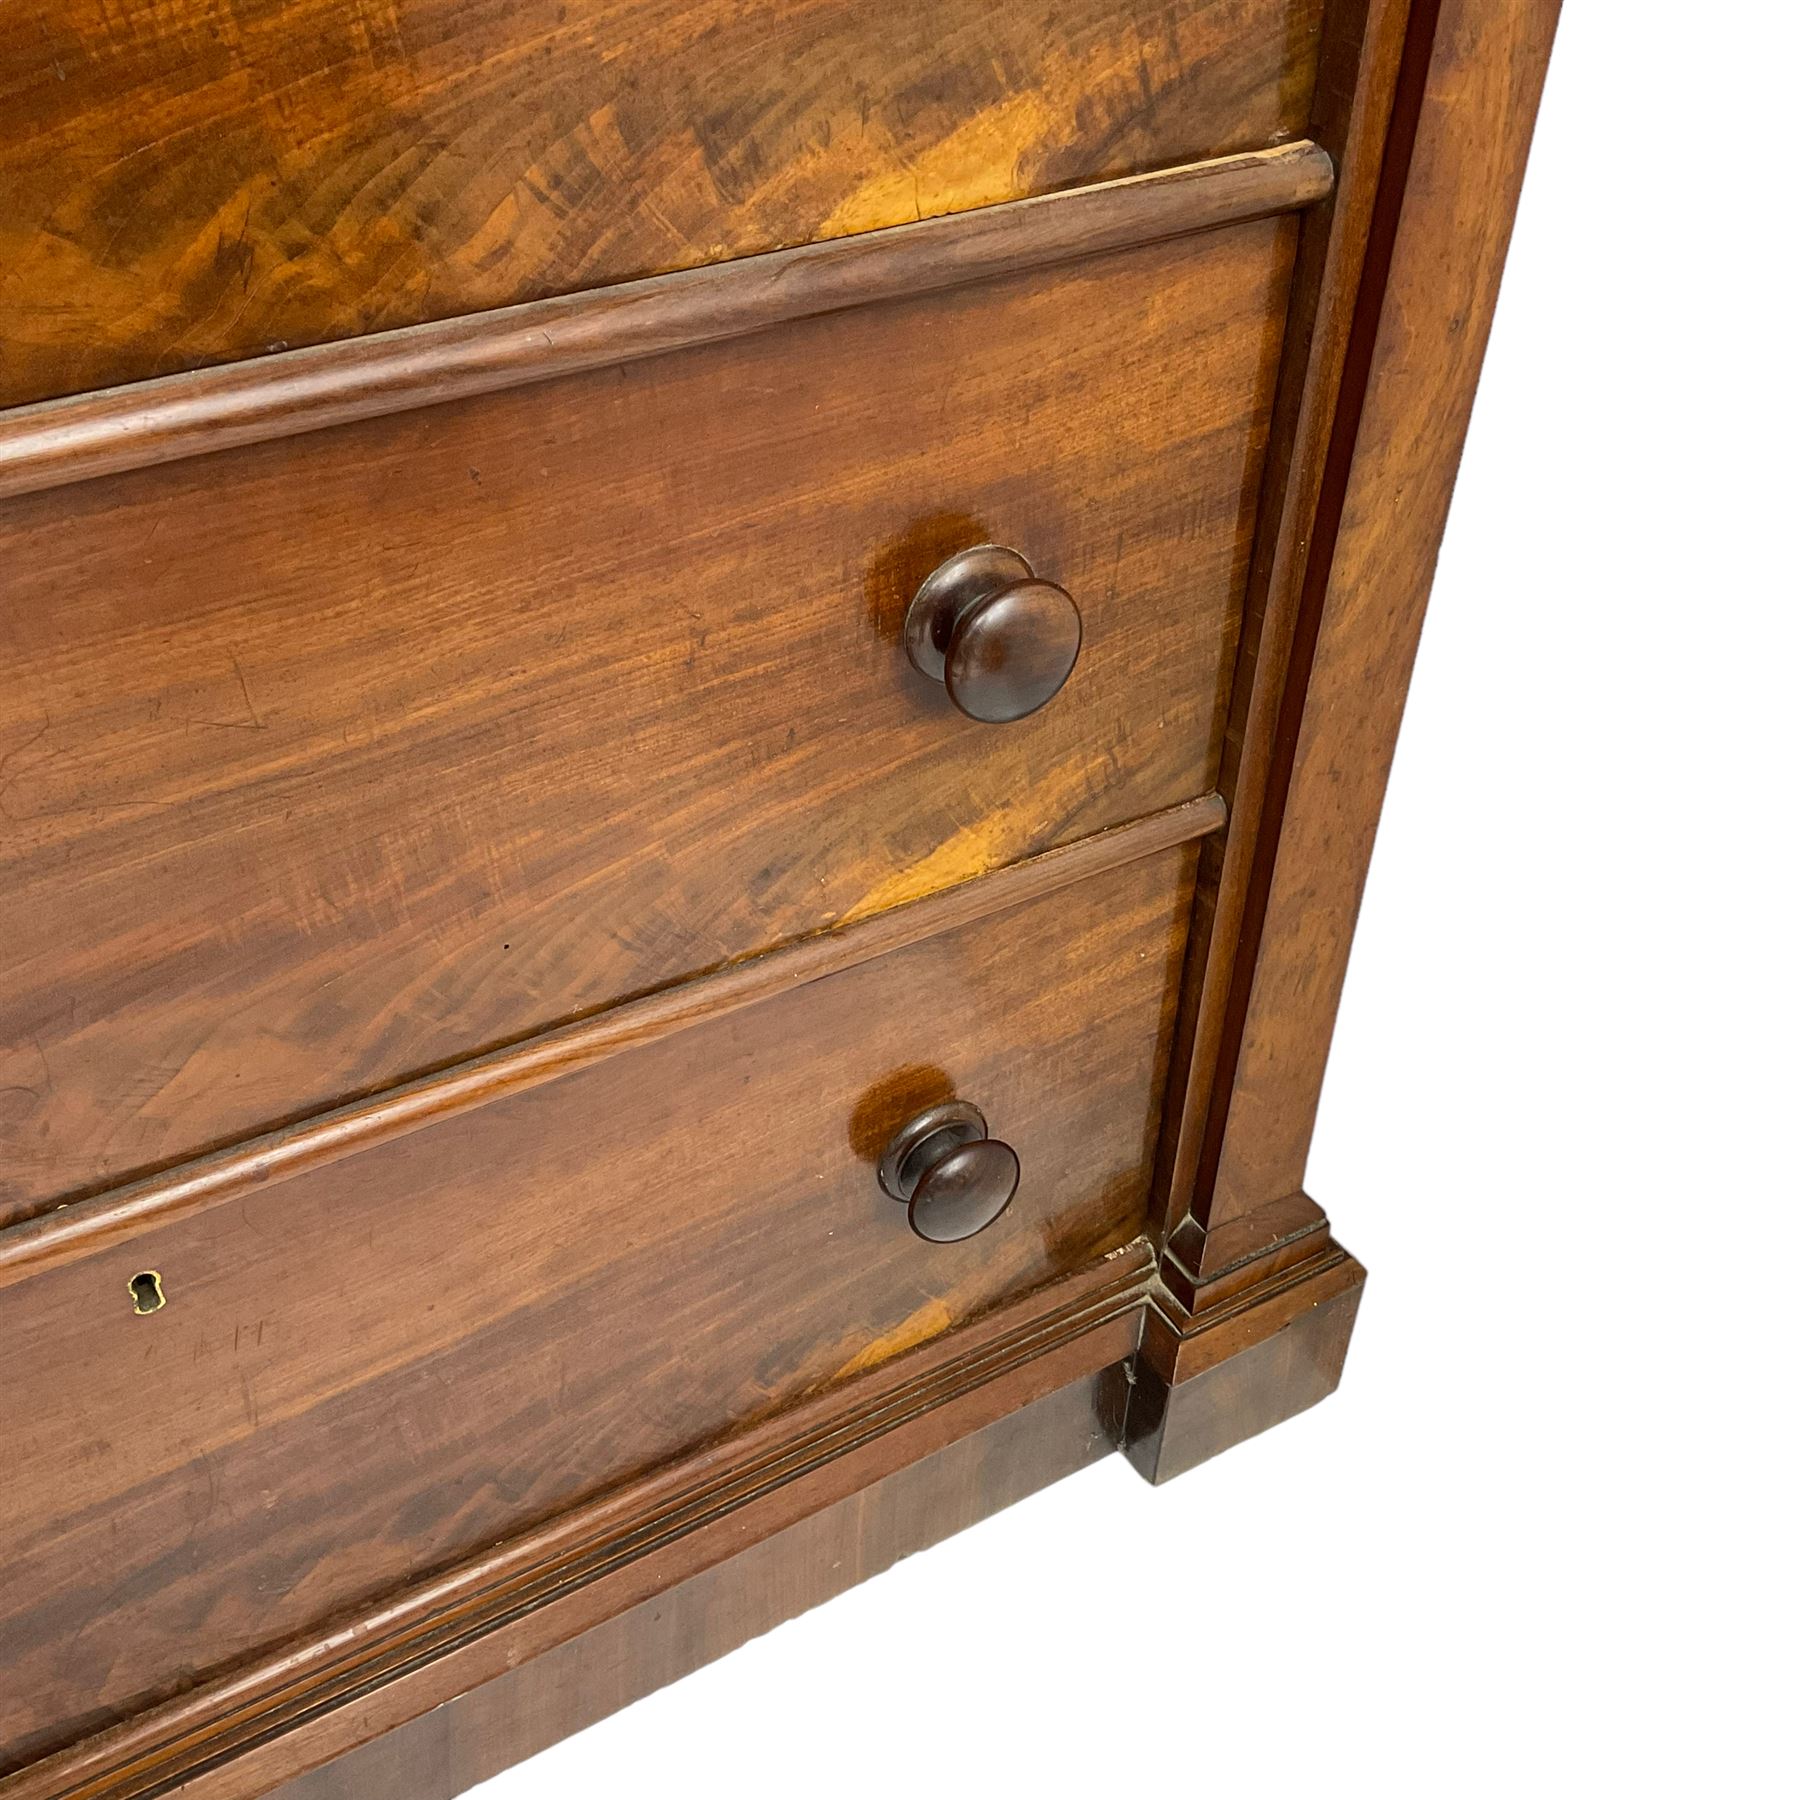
<box><xmin>129</xmin><ymin>1271</ymin><xmax>166</xmax><ymax>1316</ymax></box>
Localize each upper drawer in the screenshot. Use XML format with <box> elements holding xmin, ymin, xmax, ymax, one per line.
<box><xmin>0</xmin><ymin>221</ymin><xmax>1293</xmax><ymax>1221</ymax></box>
<box><xmin>0</xmin><ymin>0</ymin><xmax>1324</xmax><ymax>405</ymax></box>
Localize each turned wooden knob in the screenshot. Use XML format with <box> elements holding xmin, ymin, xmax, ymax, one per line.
<box><xmin>877</xmin><ymin>1100</ymin><xmax>1019</xmax><ymax>1243</ymax></box>
<box><xmin>904</xmin><ymin>545</ymin><xmax>1082</xmax><ymax>723</ymax></box>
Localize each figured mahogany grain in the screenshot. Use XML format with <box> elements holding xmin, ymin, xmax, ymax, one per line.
<box><xmin>0</xmin><ymin>226</ymin><xmax>1292</xmax><ymax>1221</ymax></box>
<box><xmin>0</xmin><ymin>795</ymin><xmax>1224</xmax><ymax>1294</ymax></box>
<box><xmin>5</xmin><ymin>1262</ymin><xmax>1146</xmax><ymax>1800</ymax></box>
<box><xmin>262</xmin><ymin>1372</ymin><xmax>1124</xmax><ymax>1800</ymax></box>
<box><xmin>0</xmin><ymin>144</ymin><xmax>1333</xmax><ymax>504</ymax></box>
<box><xmin>0</xmin><ymin>0</ymin><xmax>1570</xmax><ymax>1787</ymax></box>
<box><xmin>0</xmin><ymin>849</ymin><xmax>1192</xmax><ymax>1770</ymax></box>
<box><xmin>0</xmin><ymin>0</ymin><xmax>1325</xmax><ymax>405</ymax></box>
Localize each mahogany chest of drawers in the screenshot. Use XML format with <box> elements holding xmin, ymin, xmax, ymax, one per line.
<box><xmin>0</xmin><ymin>1</ymin><xmax>1557</xmax><ymax>1792</ymax></box>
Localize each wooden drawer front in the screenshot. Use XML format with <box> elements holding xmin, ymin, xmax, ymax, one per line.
<box><xmin>0</xmin><ymin>0</ymin><xmax>1323</xmax><ymax>406</ymax></box>
<box><xmin>0</xmin><ymin>223</ymin><xmax>1292</xmax><ymax>1221</ymax></box>
<box><xmin>0</xmin><ymin>848</ymin><xmax>1189</xmax><ymax>1765</ymax></box>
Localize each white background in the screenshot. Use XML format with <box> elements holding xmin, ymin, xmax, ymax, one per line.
<box><xmin>482</xmin><ymin>9</ymin><xmax>1798</xmax><ymax>1794</ymax></box>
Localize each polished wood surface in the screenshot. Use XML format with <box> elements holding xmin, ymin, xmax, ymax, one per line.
<box><xmin>0</xmin><ymin>796</ymin><xmax>1224</xmax><ymax>1293</ymax></box>
<box><xmin>1125</xmin><ymin>0</ymin><xmax>1559</xmax><ymax>1478</ymax></box>
<box><xmin>0</xmin><ymin>143</ymin><xmax>1333</xmax><ymax>503</ymax></box>
<box><xmin>26</xmin><ymin>1298</ymin><xmax>1139</xmax><ymax>1800</ymax></box>
<box><xmin>0</xmin><ymin>226</ymin><xmax>1289</xmax><ymax>1222</ymax></box>
<box><xmin>5</xmin><ymin>1265</ymin><xmax>1147</xmax><ymax>1800</ymax></box>
<box><xmin>1151</xmin><ymin>0</ymin><xmax>1414</xmax><ymax>1259</ymax></box>
<box><xmin>0</xmin><ymin>0</ymin><xmax>1325</xmax><ymax>406</ymax></box>
<box><xmin>0</xmin><ymin>0</ymin><xmax>1563</xmax><ymax>1786</ymax></box>
<box><xmin>1125</xmin><ymin>1238</ymin><xmax>1364</xmax><ymax>1482</ymax></box>
<box><xmin>265</xmin><ymin>1372</ymin><xmax>1125</xmax><ymax>1800</ymax></box>
<box><xmin>1204</xmin><ymin>0</ymin><xmax>1562</xmax><ymax>1231</ymax></box>
<box><xmin>0</xmin><ymin>851</ymin><xmax>1191</xmax><ymax>1770</ymax></box>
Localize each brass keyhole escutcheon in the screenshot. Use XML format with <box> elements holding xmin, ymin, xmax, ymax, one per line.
<box><xmin>129</xmin><ymin>1271</ymin><xmax>166</xmax><ymax>1316</ymax></box>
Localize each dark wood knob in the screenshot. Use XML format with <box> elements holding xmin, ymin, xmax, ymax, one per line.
<box><xmin>904</xmin><ymin>545</ymin><xmax>1082</xmax><ymax>723</ymax></box>
<box><xmin>877</xmin><ymin>1100</ymin><xmax>1019</xmax><ymax>1243</ymax></box>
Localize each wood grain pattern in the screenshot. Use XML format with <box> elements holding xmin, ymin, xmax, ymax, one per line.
<box><xmin>1159</xmin><ymin>1187</ymin><xmax>1329</xmax><ymax>1313</ymax></box>
<box><xmin>262</xmin><ymin>1372</ymin><xmax>1123</xmax><ymax>1800</ymax></box>
<box><xmin>5</xmin><ymin>1270</ymin><xmax>1143</xmax><ymax>1800</ymax></box>
<box><xmin>1148</xmin><ymin>0</ymin><xmax>1412</xmax><ymax>1258</ymax></box>
<box><xmin>15</xmin><ymin>1309</ymin><xmax>1139</xmax><ymax>1800</ymax></box>
<box><xmin>0</xmin><ymin>0</ymin><xmax>1326</xmax><ymax>406</ymax></box>
<box><xmin>0</xmin><ymin>226</ymin><xmax>1291</xmax><ymax>1222</ymax></box>
<box><xmin>1125</xmin><ymin>1242</ymin><xmax>1363</xmax><ymax>1482</ymax></box>
<box><xmin>0</xmin><ymin>850</ymin><xmax>1190</xmax><ymax>1772</ymax></box>
<box><xmin>0</xmin><ymin>0</ymin><xmax>1567</xmax><ymax>1784</ymax></box>
<box><xmin>0</xmin><ymin>794</ymin><xmax>1224</xmax><ymax>1294</ymax></box>
<box><xmin>1206</xmin><ymin>0</ymin><xmax>1562</xmax><ymax>1227</ymax></box>
<box><xmin>0</xmin><ymin>142</ymin><xmax>1334</xmax><ymax>504</ymax></box>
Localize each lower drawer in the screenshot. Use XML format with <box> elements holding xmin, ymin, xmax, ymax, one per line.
<box><xmin>0</xmin><ymin>847</ymin><xmax>1192</xmax><ymax>1767</ymax></box>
